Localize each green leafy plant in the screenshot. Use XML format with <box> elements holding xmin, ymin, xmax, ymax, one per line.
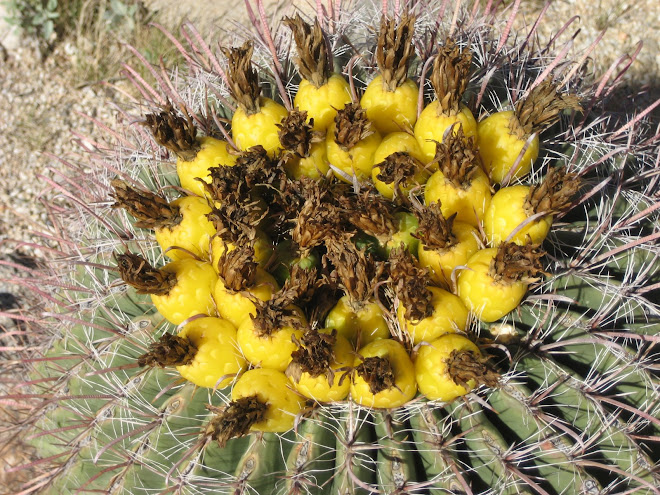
<box><xmin>3</xmin><ymin>0</ymin><xmax>60</xmax><ymax>40</ymax></box>
<box><xmin>2</xmin><ymin>1</ymin><xmax>659</xmax><ymax>494</ymax></box>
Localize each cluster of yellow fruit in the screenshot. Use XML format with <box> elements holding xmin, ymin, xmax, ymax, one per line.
<box><xmin>114</xmin><ymin>14</ymin><xmax>579</xmax><ymax>441</ymax></box>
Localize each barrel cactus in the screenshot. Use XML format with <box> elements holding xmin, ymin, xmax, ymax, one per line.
<box><xmin>4</xmin><ymin>0</ymin><xmax>659</xmax><ymax>494</ymax></box>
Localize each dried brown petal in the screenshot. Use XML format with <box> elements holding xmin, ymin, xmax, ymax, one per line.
<box><xmin>489</xmin><ymin>242</ymin><xmax>546</xmax><ymax>284</ymax></box>
<box><xmin>292</xmin><ymin>179</ymin><xmax>343</xmax><ymax>251</ymax></box>
<box><xmin>206</xmin><ymin>396</ymin><xmax>268</xmax><ymax>448</ymax></box>
<box><xmin>431</xmin><ymin>39</ymin><xmax>472</xmax><ymax>115</ymax></box>
<box><xmin>286</xmin><ymin>329</ymin><xmax>337</xmax><ymax>384</ymax></box>
<box><xmin>355</xmin><ymin>356</ymin><xmax>397</xmax><ymax>395</ymax></box>
<box><xmin>111</xmin><ymin>179</ymin><xmax>181</xmax><ymax>230</ymax></box>
<box><xmin>251</xmin><ymin>297</ymin><xmax>306</xmax><ymax>337</ymax></box>
<box><xmin>277</xmin><ymin>109</ymin><xmax>323</xmax><ymax>158</ymax></box>
<box><xmin>115</xmin><ymin>252</ymin><xmax>176</xmax><ymax>296</ymax></box>
<box><xmin>376</xmin><ymin>13</ymin><xmax>417</xmax><ymax>91</ymax></box>
<box><xmin>333</xmin><ymin>103</ymin><xmax>375</xmax><ymax>151</ymax></box>
<box><xmin>143</xmin><ymin>104</ymin><xmax>199</xmax><ymax>161</ymax></box>
<box><xmin>216</xmin><ymin>244</ymin><xmax>257</xmax><ymax>292</ymax></box>
<box><xmin>388</xmin><ymin>248</ymin><xmax>433</xmax><ymax>320</ymax></box>
<box><xmin>513</xmin><ymin>80</ymin><xmax>582</xmax><ymax>137</ymax></box>
<box><xmin>222</xmin><ymin>41</ymin><xmax>261</xmax><ymax>115</ymax></box>
<box><xmin>337</xmin><ymin>188</ymin><xmax>396</xmax><ymax>240</ymax></box>
<box><xmin>525</xmin><ymin>166</ymin><xmax>581</xmax><ymax>214</ymax></box>
<box><xmin>280</xmin><ymin>265</ymin><xmax>320</xmax><ymax>307</ymax></box>
<box><xmin>325</xmin><ymin>240</ymin><xmax>385</xmax><ymax>308</ymax></box>
<box><xmin>237</xmin><ymin>145</ymin><xmax>284</xmax><ymax>189</ymax></box>
<box><xmin>137</xmin><ymin>333</ymin><xmax>197</xmax><ymax>368</ymax></box>
<box><xmin>207</xmin><ymin>193</ymin><xmax>263</xmax><ymax>244</ymax></box>
<box><xmin>447</xmin><ymin>349</ymin><xmax>499</xmax><ymax>391</ymax></box>
<box><xmin>284</xmin><ymin>14</ymin><xmax>330</xmax><ymax>87</ymax></box>
<box><xmin>204</xmin><ymin>164</ymin><xmax>248</xmax><ymax>203</ymax></box>
<box><xmin>412</xmin><ymin>202</ymin><xmax>457</xmax><ymax>250</ymax></box>
<box><xmin>375</xmin><ymin>151</ymin><xmax>423</xmax><ymax>201</ymax></box>
<box><xmin>431</xmin><ymin>124</ymin><xmax>481</xmax><ymax>187</ymax></box>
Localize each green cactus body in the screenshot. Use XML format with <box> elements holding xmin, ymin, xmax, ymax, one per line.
<box><xmin>3</xmin><ymin>1</ymin><xmax>659</xmax><ymax>494</ymax></box>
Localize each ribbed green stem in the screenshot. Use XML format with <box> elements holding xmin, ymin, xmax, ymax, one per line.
<box><xmin>283</xmin><ymin>413</ymin><xmax>337</xmax><ymax>494</ymax></box>
<box><xmin>373</xmin><ymin>412</ymin><xmax>419</xmax><ymax>492</ymax></box>
<box><xmin>408</xmin><ymin>405</ymin><xmax>467</xmax><ymax>491</ymax></box>
<box><xmin>331</xmin><ymin>408</ymin><xmax>378</xmax><ymax>494</ymax></box>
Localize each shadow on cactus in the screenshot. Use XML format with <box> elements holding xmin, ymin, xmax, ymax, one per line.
<box><xmin>2</xmin><ymin>1</ymin><xmax>659</xmax><ymax>493</ymax></box>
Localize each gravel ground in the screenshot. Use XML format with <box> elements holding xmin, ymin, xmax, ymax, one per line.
<box><xmin>0</xmin><ymin>0</ymin><xmax>658</xmax><ymax>491</ymax></box>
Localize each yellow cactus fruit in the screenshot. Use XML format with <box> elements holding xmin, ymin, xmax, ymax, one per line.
<box><xmin>478</xmin><ymin>81</ymin><xmax>581</xmax><ymax>184</ymax></box>
<box><xmin>207</xmin><ymin>368</ymin><xmax>306</xmax><ymax>445</ymax></box>
<box><xmin>396</xmin><ymin>286</ymin><xmax>468</xmax><ymax>345</ymax></box>
<box><xmin>154</xmin><ymin>196</ymin><xmax>216</xmax><ymax>261</ymax></box>
<box><xmin>371</xmin><ymin>132</ymin><xmax>429</xmax><ymax>201</ymax></box>
<box><xmin>232</xmin><ymin>97</ymin><xmax>288</xmax><ymax>157</ymax></box>
<box><xmin>477</xmin><ymin>111</ymin><xmax>539</xmax><ymax>184</ymax></box>
<box><xmin>236</xmin><ymin>308</ymin><xmax>305</xmax><ymax>372</ymax></box>
<box><xmin>111</xmin><ymin>181</ymin><xmax>216</xmax><ymax>261</ymax></box>
<box><xmin>174</xmin><ymin>317</ymin><xmax>245</xmax><ymax>388</ymax></box>
<box><xmin>383</xmin><ymin>211</ymin><xmax>420</xmax><ymax>256</ymax></box>
<box><xmin>150</xmin><ymin>261</ymin><xmax>217</xmax><ymax>325</ymax></box>
<box><xmin>284</xmin><ymin>15</ymin><xmax>351</xmax><ymax>132</ymax></box>
<box><xmin>484</xmin><ymin>167</ymin><xmax>581</xmax><ymax>246</ymax></box>
<box><xmin>116</xmin><ymin>252</ymin><xmax>217</xmax><ymax>326</ymax></box>
<box><xmin>413</xmin><ymin>203</ymin><xmax>480</xmax><ymax>286</ymax></box>
<box><xmin>415</xmin><ymin>333</ymin><xmax>499</xmax><ymax>402</ymax></box>
<box><xmin>326</xmin><ymin>103</ymin><xmax>382</xmax><ymax>182</ymax></box>
<box><xmin>213</xmin><ymin>248</ymin><xmax>278</xmax><ymax>329</ymax></box>
<box><xmin>457</xmin><ymin>243</ymin><xmax>545</xmax><ymax>322</ymax></box>
<box><xmin>286</xmin><ymin>329</ymin><xmax>353</xmax><ymax>402</ymax></box>
<box><xmin>424</xmin><ymin>167</ymin><xmax>491</xmax><ymax>227</ymax></box>
<box><xmin>372</xmin><ymin>131</ymin><xmax>424</xmax><ymax>165</ymax></box>
<box><xmin>388</xmin><ymin>247</ymin><xmax>466</xmax><ymax>344</ymax></box>
<box><xmin>223</xmin><ymin>41</ymin><xmax>288</xmax><ymax>157</ymax></box>
<box><xmin>423</xmin><ymin>125</ymin><xmax>491</xmax><ymax>227</ymax></box>
<box><xmin>176</xmin><ymin>137</ymin><xmax>237</xmax><ymax>197</ymax></box>
<box><xmin>277</xmin><ymin>109</ymin><xmax>329</xmax><ymax>180</ymax></box>
<box><xmin>296</xmin><ymin>75</ymin><xmax>352</xmax><ymax>132</ymax></box>
<box><xmin>324</xmin><ymin>240</ymin><xmax>390</xmax><ymax>347</ymax></box>
<box><xmin>484</xmin><ymin>185</ymin><xmax>549</xmax><ymax>246</ymax></box>
<box><xmin>417</xmin><ymin>222</ymin><xmax>479</xmax><ymax>286</ymax></box>
<box><xmin>414</xmin><ymin>39</ymin><xmax>476</xmax><ymax>162</ymax></box>
<box><xmin>360</xmin><ymin>14</ymin><xmax>419</xmax><ymax>134</ymax></box>
<box><xmin>325</xmin><ymin>295</ymin><xmax>389</xmax><ymax>347</ymax></box>
<box><xmin>142</xmin><ymin>105</ymin><xmax>238</xmax><ymax>198</ymax></box>
<box><xmin>351</xmin><ymin>339</ymin><xmax>417</xmax><ymax>409</ymax></box>
<box><xmin>415</xmin><ymin>104</ymin><xmax>477</xmax><ymax>162</ymax></box>
<box><xmin>284</xmin><ymin>140</ymin><xmax>329</xmax><ymax>180</ymax></box>
<box><xmin>236</xmin><ymin>263</ymin><xmax>315</xmax><ymax>371</ymax></box>
<box><xmin>362</xmin><ymin>76</ymin><xmax>419</xmax><ymax>135</ymax></box>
